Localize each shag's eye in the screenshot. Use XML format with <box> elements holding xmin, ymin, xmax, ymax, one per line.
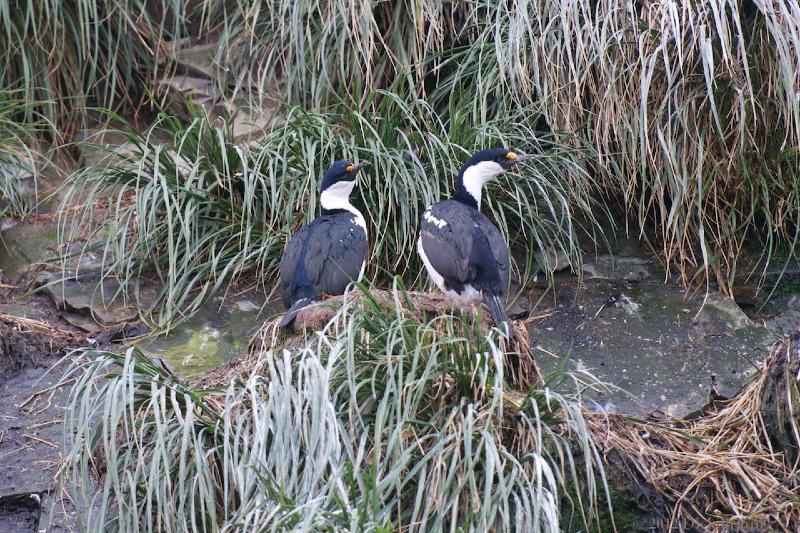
<box><xmin>345</xmin><ymin>164</ymin><xmax>355</xmax><ymax>172</ymax></box>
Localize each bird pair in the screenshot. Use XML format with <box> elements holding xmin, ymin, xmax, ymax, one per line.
<box><xmin>279</xmin><ymin>148</ymin><xmax>536</xmax><ymax>336</ymax></box>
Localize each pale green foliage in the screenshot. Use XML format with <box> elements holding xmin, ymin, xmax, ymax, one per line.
<box><xmin>0</xmin><ymin>0</ymin><xmax>183</xmax><ymax>135</ymax></box>
<box><xmin>0</xmin><ymin>90</ymin><xmax>38</xmax><ymax>217</ymax></box>
<box><xmin>61</xmin><ymin>104</ymin><xmax>599</xmax><ymax>328</ymax></box>
<box><xmin>519</xmin><ymin>0</ymin><xmax>800</xmax><ymax>288</ymax></box>
<box><xmin>60</xmin><ymin>284</ymin><xmax>609</xmax><ymax>531</ymax></box>
<box><xmin>59</xmin><ymin>0</ymin><xmax>800</xmax><ymax>325</ymax></box>
<box><xmin>206</xmin><ymin>0</ymin><xmax>800</xmax><ymax>288</ymax></box>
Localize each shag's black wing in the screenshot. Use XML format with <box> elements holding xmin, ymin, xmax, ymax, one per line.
<box><xmin>306</xmin><ymin>214</ymin><xmax>368</xmax><ymax>296</ymax></box>
<box><xmin>419</xmin><ymin>199</ymin><xmax>509</xmax><ymax>295</ymax></box>
<box><xmin>280</xmin><ymin>223</ymin><xmax>313</xmax><ymax>307</ymax></box>
<box><xmin>280</xmin><ymin>213</ymin><xmax>367</xmax><ymax>307</ymax></box>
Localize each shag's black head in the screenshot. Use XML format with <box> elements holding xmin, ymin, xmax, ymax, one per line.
<box><xmin>453</xmin><ymin>148</ymin><xmax>536</xmax><ymax>209</ymax></box>
<box><xmin>458</xmin><ymin>148</ymin><xmax>534</xmax><ymax>175</ymax></box>
<box><xmin>320</xmin><ymin>160</ymin><xmax>370</xmax><ymax>193</ymax></box>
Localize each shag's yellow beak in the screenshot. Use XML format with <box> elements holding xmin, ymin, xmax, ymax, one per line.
<box><xmin>506</xmin><ymin>152</ymin><xmax>537</xmax><ymax>165</ymax></box>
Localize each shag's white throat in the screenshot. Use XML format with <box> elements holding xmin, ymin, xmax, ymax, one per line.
<box><xmin>460</xmin><ymin>160</ymin><xmax>504</xmax><ymax>209</ymax></box>
<box><xmin>320</xmin><ymin>180</ymin><xmax>367</xmax><ymax>232</ymax></box>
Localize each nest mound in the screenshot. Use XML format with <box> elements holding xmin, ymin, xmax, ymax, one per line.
<box><xmin>194</xmin><ymin>289</ymin><xmax>537</xmax><ymax>390</ymax></box>
<box><xmin>586</xmin><ymin>333</ymin><xmax>800</xmax><ymax>531</ymax></box>
<box><xmin>192</xmin><ymin>290</ymin><xmax>800</xmax><ymax>530</ymax></box>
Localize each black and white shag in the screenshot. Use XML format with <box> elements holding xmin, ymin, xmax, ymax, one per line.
<box><xmin>417</xmin><ymin>148</ymin><xmax>535</xmax><ymax>337</ymax></box>
<box><xmin>279</xmin><ymin>160</ymin><xmax>370</xmax><ymax>326</ymax></box>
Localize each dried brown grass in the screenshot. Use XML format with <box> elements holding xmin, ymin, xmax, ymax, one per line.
<box><xmin>586</xmin><ymin>333</ymin><xmax>800</xmax><ymax>531</ymax></box>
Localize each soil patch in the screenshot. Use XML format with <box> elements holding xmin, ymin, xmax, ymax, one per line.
<box><xmin>0</xmin><ymin>309</ymin><xmax>84</xmax><ymax>531</ymax></box>
<box><xmin>0</xmin><ymin>315</ymin><xmax>77</xmax><ymax>384</ymax></box>
<box><xmin>0</xmin><ymin>492</ymin><xmax>43</xmax><ymax>531</ymax></box>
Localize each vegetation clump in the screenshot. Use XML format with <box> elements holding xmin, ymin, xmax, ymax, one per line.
<box><xmin>0</xmin><ymin>0</ymin><xmax>184</xmax><ymax>136</ymax></box>
<box><xmin>0</xmin><ymin>90</ymin><xmax>38</xmax><ymax>217</ymax></box>
<box><xmin>60</xmin><ymin>106</ymin><xmax>596</xmax><ymax>328</ymax></box>
<box><xmin>206</xmin><ymin>0</ymin><xmax>800</xmax><ymax>291</ymax></box>
<box><xmin>60</xmin><ymin>286</ymin><xmax>800</xmax><ymax>531</ymax></box>
<box><xmin>60</xmin><ymin>285</ymin><xmax>610</xmax><ymax>531</ymax></box>
<box><xmin>49</xmin><ymin>0</ymin><xmax>800</xmax><ymax>327</ymax></box>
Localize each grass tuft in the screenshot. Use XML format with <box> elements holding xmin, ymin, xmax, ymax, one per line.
<box><xmin>0</xmin><ymin>89</ymin><xmax>40</xmax><ymax>218</ymax></box>
<box><xmin>59</xmin><ymin>283</ymin><xmax>610</xmax><ymax>531</ymax></box>
<box><xmin>202</xmin><ymin>0</ymin><xmax>800</xmax><ymax>291</ymax></box>
<box><xmin>0</xmin><ymin>0</ymin><xmax>185</xmax><ymax>136</ymax></box>
<box><xmin>59</xmin><ymin>102</ymin><xmax>600</xmax><ymax>328</ymax></box>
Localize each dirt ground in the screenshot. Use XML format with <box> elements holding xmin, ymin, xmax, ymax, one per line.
<box><xmin>0</xmin><ymin>291</ymin><xmax>88</xmax><ymax>531</ymax></box>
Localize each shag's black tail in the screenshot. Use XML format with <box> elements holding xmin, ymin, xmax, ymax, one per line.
<box><xmin>280</xmin><ymin>297</ymin><xmax>315</xmax><ymax>328</ymax></box>
<box><xmin>483</xmin><ymin>293</ymin><xmax>515</xmax><ymax>339</ymax></box>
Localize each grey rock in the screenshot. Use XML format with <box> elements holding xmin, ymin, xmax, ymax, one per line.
<box><xmin>42</xmin><ymin>277</ymin><xmax>137</xmax><ymax>326</ymax></box>
<box><xmin>158</xmin><ymin>75</ymin><xmax>224</xmax><ymax>122</ymax></box>
<box><xmin>232</xmin><ymin>110</ymin><xmax>274</xmax><ymax>142</ymax></box>
<box><xmin>534</xmin><ymin>249</ymin><xmax>571</xmax><ymax>275</ymax></box>
<box><xmin>531</xmin><ymin>279</ymin><xmax>778</xmax><ymax>418</ymax></box>
<box><xmin>694</xmin><ymin>293</ymin><xmax>752</xmax><ymax>332</ymax></box>
<box><xmin>582</xmin><ymin>254</ymin><xmax>661</xmax><ymax>282</ymax></box>
<box><xmin>60</xmin><ymin>312</ymin><xmax>102</xmax><ymax>334</ymax></box>
<box><xmin>762</xmin><ymin>295</ymin><xmax>800</xmax><ymax>337</ymax></box>
<box><xmin>0</xmin><ymin>221</ymin><xmax>58</xmax><ymax>283</ymax></box>
<box><xmin>169</xmin><ymin>40</ymin><xmax>217</xmax><ymax>79</ymax></box>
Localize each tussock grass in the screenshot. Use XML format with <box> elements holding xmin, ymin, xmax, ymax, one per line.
<box><xmin>0</xmin><ymin>90</ymin><xmax>39</xmax><ymax>217</ymax></box>
<box><xmin>205</xmin><ymin>0</ymin><xmax>465</xmax><ymax>109</ymax></box>
<box><xmin>5</xmin><ymin>0</ymin><xmax>798</xmax><ymax>290</ymax></box>
<box><xmin>528</xmin><ymin>0</ymin><xmax>800</xmax><ymax>291</ymax></box>
<box><xmin>60</xmin><ymin>103</ymin><xmax>599</xmax><ymax>328</ymax></box>
<box><xmin>204</xmin><ymin>0</ymin><xmax>800</xmax><ymax>290</ymax></box>
<box><xmin>60</xmin><ymin>283</ymin><xmax>610</xmax><ymax>531</ymax></box>
<box><xmin>56</xmin><ymin>0</ymin><xmax>800</xmax><ymax>323</ymax></box>
<box><xmin>0</xmin><ymin>0</ymin><xmax>183</xmax><ymax>136</ymax></box>
<box><xmin>199</xmin><ymin>285</ymin><xmax>539</xmax><ymax>390</ymax></box>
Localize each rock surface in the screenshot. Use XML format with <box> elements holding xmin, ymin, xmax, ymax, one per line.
<box><xmin>0</xmin><ymin>221</ymin><xmax>58</xmax><ymax>284</ymax></box>
<box><xmin>531</xmin><ymin>256</ymin><xmax>779</xmax><ymax>418</ymax></box>
<box><xmin>582</xmin><ymin>254</ymin><xmax>662</xmax><ymax>282</ymax></box>
<box><xmin>534</xmin><ymin>248</ymin><xmax>571</xmax><ymax>275</ymax></box>
<box><xmin>40</xmin><ymin>276</ymin><xmax>138</xmax><ymax>326</ymax></box>
<box><xmin>0</xmin><ymin>313</ymin><xmax>83</xmax><ymax>532</ymax></box>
